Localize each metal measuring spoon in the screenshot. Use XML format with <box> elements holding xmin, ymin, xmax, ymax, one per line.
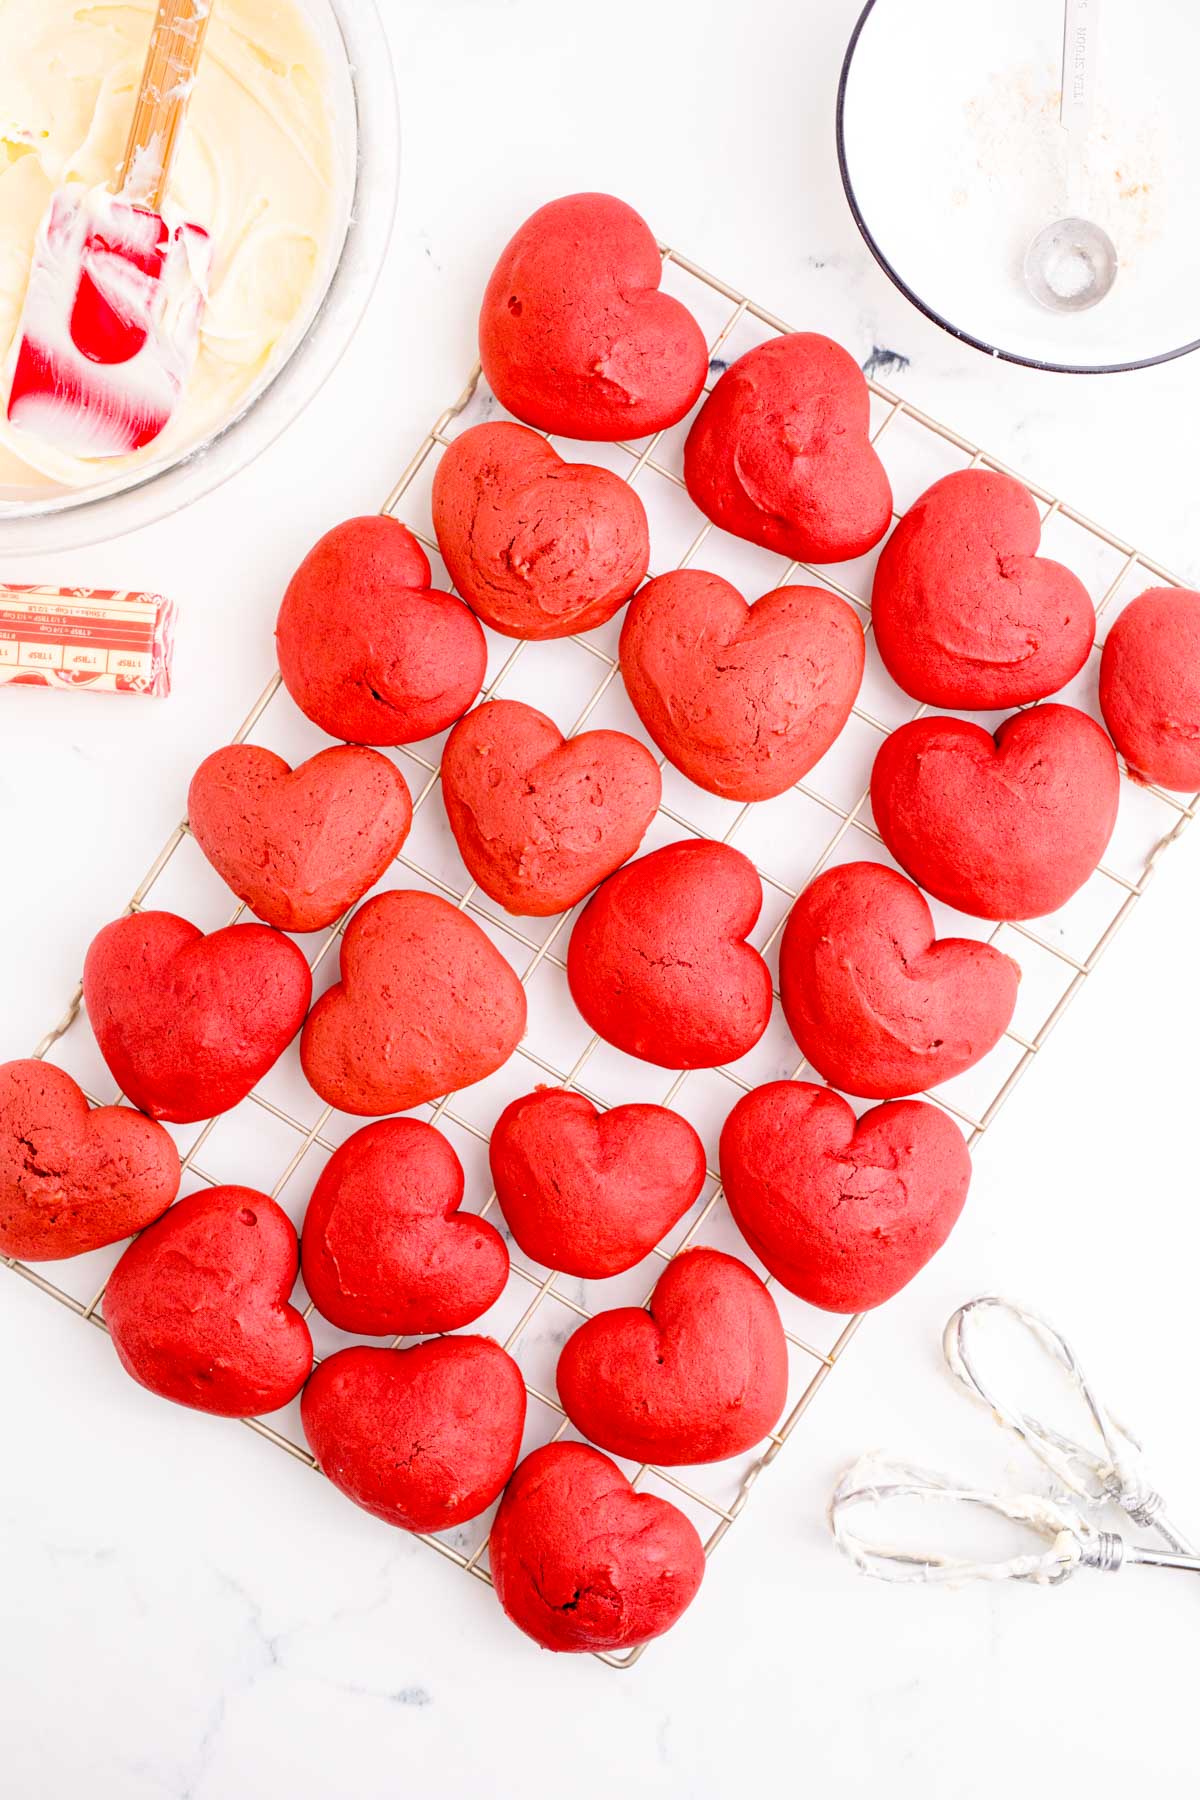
<box><xmin>1024</xmin><ymin>0</ymin><xmax>1118</xmax><ymax>311</ymax></box>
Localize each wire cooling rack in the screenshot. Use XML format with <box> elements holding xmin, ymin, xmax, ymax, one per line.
<box><xmin>6</xmin><ymin>243</ymin><xmax>1198</xmax><ymax>1670</ymax></box>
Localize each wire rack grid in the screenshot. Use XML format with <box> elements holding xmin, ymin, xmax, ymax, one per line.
<box><xmin>6</xmin><ymin>242</ymin><xmax>1197</xmax><ymax>1671</ymax></box>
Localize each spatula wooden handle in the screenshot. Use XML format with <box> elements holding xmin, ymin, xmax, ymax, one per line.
<box><xmin>119</xmin><ymin>0</ymin><xmax>214</xmax><ymax>210</ymax></box>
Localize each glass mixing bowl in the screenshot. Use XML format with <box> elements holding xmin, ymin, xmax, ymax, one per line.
<box><xmin>838</xmin><ymin>0</ymin><xmax>1200</xmax><ymax>373</ymax></box>
<box><xmin>0</xmin><ymin>0</ymin><xmax>399</xmax><ymax>554</ymax></box>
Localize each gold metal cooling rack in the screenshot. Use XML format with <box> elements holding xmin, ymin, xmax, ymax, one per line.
<box><xmin>6</xmin><ymin>245</ymin><xmax>1197</xmax><ymax>1670</ymax></box>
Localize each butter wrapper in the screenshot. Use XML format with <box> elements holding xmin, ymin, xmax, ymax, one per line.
<box><xmin>0</xmin><ymin>584</ymin><xmax>175</xmax><ymax>696</ymax></box>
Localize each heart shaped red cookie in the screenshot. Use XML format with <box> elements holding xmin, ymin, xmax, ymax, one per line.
<box><xmin>0</xmin><ymin>1060</ymin><xmax>180</xmax><ymax>1262</ymax></box>
<box><xmin>301</xmin><ymin>890</ymin><xmax>526</xmax><ymax>1116</ymax></box>
<box><xmin>556</xmin><ymin>1246</ymin><xmax>788</xmax><ymax>1464</ymax></box>
<box><xmin>83</xmin><ymin>912</ymin><xmax>312</xmax><ymax>1123</ymax></box>
<box><xmin>276</xmin><ymin>515</ymin><xmax>487</xmax><ymax>746</ymax></box>
<box><xmin>301</xmin><ymin>1338</ymin><xmax>526</xmax><ymax>1533</ymax></box>
<box><xmin>870</xmin><ymin>705</ymin><xmax>1120</xmax><ymax>920</ymax></box>
<box><xmin>684</xmin><ymin>333</ymin><xmax>892</xmax><ymax>563</ymax></box>
<box><xmin>189</xmin><ymin>744</ymin><xmax>413</xmax><ymax>933</ymax></box>
<box><xmin>871</xmin><ymin>470</ymin><xmax>1096</xmax><ymax>708</ymax></box>
<box><xmin>489</xmin><ymin>1442</ymin><xmax>705</xmax><ymax>1653</ymax></box>
<box><xmin>720</xmin><ymin>1081</ymin><xmax>971</xmax><ymax>1312</ymax></box>
<box><xmin>1100</xmin><ymin>587</ymin><xmax>1200</xmax><ymax>792</ymax></box>
<box><xmin>441</xmin><ymin>699</ymin><xmax>661</xmax><ymax>916</ymax></box>
<box><xmin>104</xmin><ymin>1186</ymin><xmax>312</xmax><ymax>1415</ymax></box>
<box><xmin>479</xmin><ymin>193</ymin><xmax>709</xmax><ymax>440</ymax></box>
<box><xmin>301</xmin><ymin>1118</ymin><xmax>508</xmax><ymax>1334</ymax></box>
<box><xmin>490</xmin><ymin>1088</ymin><xmax>706</xmax><ymax>1278</ymax></box>
<box><xmin>432</xmin><ymin>422</ymin><xmax>650</xmax><ymax>639</ymax></box>
<box><xmin>779</xmin><ymin>862</ymin><xmax>1020</xmax><ymax>1098</ymax></box>
<box><xmin>567</xmin><ymin>841</ymin><xmax>772</xmax><ymax>1068</ymax></box>
<box><xmin>619</xmin><ymin>571</ymin><xmax>865</xmax><ymax>800</ymax></box>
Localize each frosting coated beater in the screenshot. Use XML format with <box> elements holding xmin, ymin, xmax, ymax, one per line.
<box><xmin>831</xmin><ymin>1295</ymin><xmax>1197</xmax><ymax>1585</ymax></box>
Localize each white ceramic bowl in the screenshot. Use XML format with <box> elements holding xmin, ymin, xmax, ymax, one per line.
<box><xmin>0</xmin><ymin>0</ymin><xmax>399</xmax><ymax>553</ymax></box>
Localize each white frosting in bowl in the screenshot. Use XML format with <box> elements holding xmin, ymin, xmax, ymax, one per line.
<box><xmin>0</xmin><ymin>0</ymin><xmax>339</xmax><ymax>494</ymax></box>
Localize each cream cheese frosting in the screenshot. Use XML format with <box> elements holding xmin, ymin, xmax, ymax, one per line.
<box><xmin>0</xmin><ymin>0</ymin><xmax>338</xmax><ymax>494</ymax></box>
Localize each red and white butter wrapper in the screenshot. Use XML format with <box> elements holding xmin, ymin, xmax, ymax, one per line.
<box><xmin>0</xmin><ymin>584</ymin><xmax>175</xmax><ymax>696</ymax></box>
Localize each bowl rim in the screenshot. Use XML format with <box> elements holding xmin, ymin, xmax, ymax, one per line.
<box><xmin>836</xmin><ymin>0</ymin><xmax>1200</xmax><ymax>376</ymax></box>
<box><xmin>0</xmin><ymin>0</ymin><xmax>400</xmax><ymax>553</ymax></box>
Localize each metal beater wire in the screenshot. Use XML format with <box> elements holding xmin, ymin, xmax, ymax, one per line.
<box><xmin>5</xmin><ymin>241</ymin><xmax>1198</xmax><ymax>1670</ymax></box>
<box><xmin>831</xmin><ymin>1296</ymin><xmax>1198</xmax><ymax>1583</ymax></box>
<box><xmin>830</xmin><ymin>1453</ymin><xmax>1138</xmax><ymax>1585</ymax></box>
<box><xmin>943</xmin><ymin>1295</ymin><xmax>1195</xmax><ymax>1555</ymax></box>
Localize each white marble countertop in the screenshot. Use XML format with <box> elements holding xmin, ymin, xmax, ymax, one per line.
<box><xmin>3</xmin><ymin>1</ymin><xmax>1199</xmax><ymax>1794</ymax></box>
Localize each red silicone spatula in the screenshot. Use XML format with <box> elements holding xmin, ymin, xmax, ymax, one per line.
<box><xmin>6</xmin><ymin>0</ymin><xmax>215</xmax><ymax>459</ymax></box>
